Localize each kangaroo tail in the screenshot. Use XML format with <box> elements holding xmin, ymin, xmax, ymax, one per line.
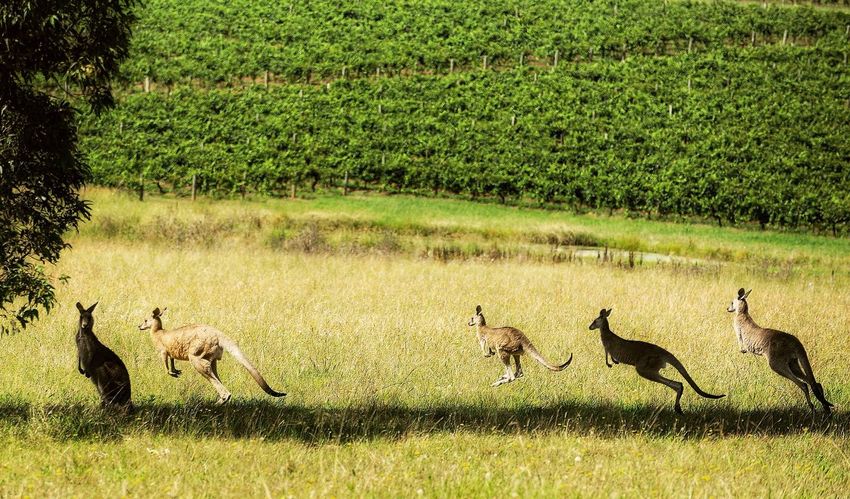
<box><xmin>526</xmin><ymin>343</ymin><xmax>572</xmax><ymax>371</ymax></box>
<box><xmin>220</xmin><ymin>337</ymin><xmax>286</xmax><ymax>397</ymax></box>
<box><xmin>796</xmin><ymin>344</ymin><xmax>833</xmax><ymax>408</ymax></box>
<box><xmin>669</xmin><ymin>356</ymin><xmax>724</xmax><ymax>399</ymax></box>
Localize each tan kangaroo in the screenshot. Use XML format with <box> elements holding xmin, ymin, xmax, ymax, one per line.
<box><xmin>467</xmin><ymin>305</ymin><xmax>572</xmax><ymax>387</ymax></box>
<box><xmin>728</xmin><ymin>288</ymin><xmax>832</xmax><ymax>414</ymax></box>
<box><xmin>138</xmin><ymin>307</ymin><xmax>285</xmax><ymax>404</ymax></box>
<box><xmin>589</xmin><ymin>308</ymin><xmax>724</xmax><ymax>414</ymax></box>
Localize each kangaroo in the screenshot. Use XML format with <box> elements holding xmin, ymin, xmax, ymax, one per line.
<box><xmin>467</xmin><ymin>305</ymin><xmax>572</xmax><ymax>387</ymax></box>
<box><xmin>589</xmin><ymin>308</ymin><xmax>724</xmax><ymax>414</ymax></box>
<box><xmin>728</xmin><ymin>288</ymin><xmax>832</xmax><ymax>414</ymax></box>
<box><xmin>138</xmin><ymin>307</ymin><xmax>285</xmax><ymax>404</ymax></box>
<box><xmin>75</xmin><ymin>302</ymin><xmax>133</xmax><ymax>411</ymax></box>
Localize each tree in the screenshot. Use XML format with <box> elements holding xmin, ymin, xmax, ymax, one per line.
<box><xmin>1</xmin><ymin>0</ymin><xmax>137</xmax><ymax>332</ymax></box>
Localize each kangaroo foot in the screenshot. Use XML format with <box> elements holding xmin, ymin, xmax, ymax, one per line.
<box><xmin>168</xmin><ymin>369</ymin><xmax>182</xmax><ymax>378</ymax></box>
<box><xmin>216</xmin><ymin>393</ymin><xmax>232</xmax><ymax>405</ymax></box>
<box><xmin>814</xmin><ymin>383</ymin><xmax>834</xmax><ymax>408</ymax></box>
<box><xmin>491</xmin><ymin>376</ymin><xmax>515</xmax><ymax>387</ymax></box>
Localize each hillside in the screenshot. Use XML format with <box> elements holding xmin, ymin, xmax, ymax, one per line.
<box><xmin>78</xmin><ymin>0</ymin><xmax>850</xmax><ymax>233</ymax></box>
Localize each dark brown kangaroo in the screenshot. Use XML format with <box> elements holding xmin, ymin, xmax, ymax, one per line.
<box><xmin>75</xmin><ymin>302</ymin><xmax>133</xmax><ymax>411</ymax></box>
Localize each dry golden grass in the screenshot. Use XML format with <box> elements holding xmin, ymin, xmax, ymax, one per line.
<box><xmin>0</xmin><ymin>193</ymin><xmax>848</xmax><ymax>496</ymax></box>
<box><xmin>20</xmin><ymin>241</ymin><xmax>845</xmax><ymax>411</ymax></box>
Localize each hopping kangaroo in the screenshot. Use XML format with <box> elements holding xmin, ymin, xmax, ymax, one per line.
<box><xmin>75</xmin><ymin>302</ymin><xmax>133</xmax><ymax>411</ymax></box>
<box><xmin>589</xmin><ymin>308</ymin><xmax>724</xmax><ymax>414</ymax></box>
<box><xmin>728</xmin><ymin>288</ymin><xmax>832</xmax><ymax>414</ymax></box>
<box><xmin>468</xmin><ymin>305</ymin><xmax>572</xmax><ymax>387</ymax></box>
<box><xmin>138</xmin><ymin>307</ymin><xmax>285</xmax><ymax>404</ymax></box>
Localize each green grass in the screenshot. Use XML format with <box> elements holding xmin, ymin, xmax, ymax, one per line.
<box><xmin>1</xmin><ymin>402</ymin><xmax>846</xmax><ymax>496</ymax></box>
<box><xmin>81</xmin><ymin>187</ymin><xmax>850</xmax><ymax>272</ymax></box>
<box><xmin>1</xmin><ymin>191</ymin><xmax>848</xmax><ymax>496</ymax></box>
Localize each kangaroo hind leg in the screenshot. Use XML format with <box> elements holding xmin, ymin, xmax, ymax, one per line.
<box><xmin>190</xmin><ymin>355</ymin><xmax>232</xmax><ymax>404</ymax></box>
<box><xmin>513</xmin><ymin>354</ymin><xmax>523</xmax><ymax>378</ymax></box>
<box><xmin>636</xmin><ymin>366</ymin><xmax>685</xmax><ymax>415</ymax></box>
<box><xmin>492</xmin><ymin>351</ymin><xmax>515</xmax><ymax>387</ymax></box>
<box><xmin>790</xmin><ymin>358</ymin><xmax>833</xmax><ymax>412</ymax></box>
<box><xmin>208</xmin><ymin>359</ymin><xmax>233</xmax><ymax>404</ymax></box>
<box><xmin>770</xmin><ymin>357</ymin><xmax>813</xmax><ymax>412</ymax></box>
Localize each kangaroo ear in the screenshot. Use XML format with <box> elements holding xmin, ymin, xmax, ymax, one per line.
<box><xmin>87</xmin><ymin>302</ymin><xmax>98</xmax><ymax>313</ymax></box>
<box><xmin>606</xmin><ymin>308</ymin><xmax>613</xmax><ymax>317</ymax></box>
<box><xmin>76</xmin><ymin>302</ymin><xmax>85</xmax><ymax>313</ymax></box>
<box><xmin>161</xmin><ymin>307</ymin><xmax>168</xmax><ymax>315</ymax></box>
<box><xmin>599</xmin><ymin>308</ymin><xmax>607</xmax><ymax>317</ymax></box>
<box><xmin>743</xmin><ymin>289</ymin><xmax>752</xmax><ymax>299</ymax></box>
<box><xmin>475</xmin><ymin>305</ymin><xmax>482</xmax><ymax>315</ymax></box>
<box><xmin>737</xmin><ymin>288</ymin><xmax>746</xmax><ymax>299</ymax></box>
<box><xmin>152</xmin><ymin>307</ymin><xmax>161</xmax><ymax>317</ymax></box>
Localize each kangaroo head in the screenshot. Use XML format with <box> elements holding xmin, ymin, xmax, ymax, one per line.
<box><xmin>75</xmin><ymin>302</ymin><xmax>98</xmax><ymax>331</ymax></box>
<box><xmin>138</xmin><ymin>307</ymin><xmax>167</xmax><ymax>331</ymax></box>
<box><xmin>727</xmin><ymin>288</ymin><xmax>751</xmax><ymax>313</ymax></box>
<box><xmin>589</xmin><ymin>308</ymin><xmax>612</xmax><ymax>330</ymax></box>
<box><xmin>468</xmin><ymin>305</ymin><xmax>486</xmax><ymax>327</ymax></box>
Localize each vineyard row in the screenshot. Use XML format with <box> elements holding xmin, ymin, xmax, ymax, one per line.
<box><xmin>122</xmin><ymin>0</ymin><xmax>850</xmax><ymax>84</ymax></box>
<box><xmin>81</xmin><ymin>47</ymin><xmax>850</xmax><ymax>234</ymax></box>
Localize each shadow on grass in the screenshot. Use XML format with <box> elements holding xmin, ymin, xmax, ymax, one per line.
<box><xmin>0</xmin><ymin>397</ymin><xmax>843</xmax><ymax>443</ymax></box>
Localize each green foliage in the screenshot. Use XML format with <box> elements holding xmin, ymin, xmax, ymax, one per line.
<box><xmin>121</xmin><ymin>0</ymin><xmax>850</xmax><ymax>83</ymax></box>
<box><xmin>83</xmin><ymin>44</ymin><xmax>850</xmax><ymax>233</ymax></box>
<box><xmin>0</xmin><ymin>0</ymin><xmax>137</xmax><ymax>330</ymax></box>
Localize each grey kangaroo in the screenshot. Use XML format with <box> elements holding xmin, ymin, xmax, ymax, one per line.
<box><xmin>138</xmin><ymin>307</ymin><xmax>286</xmax><ymax>404</ymax></box>
<box><xmin>589</xmin><ymin>308</ymin><xmax>724</xmax><ymax>414</ymax></box>
<box><xmin>728</xmin><ymin>288</ymin><xmax>832</xmax><ymax>414</ymax></box>
<box><xmin>468</xmin><ymin>305</ymin><xmax>572</xmax><ymax>387</ymax></box>
<box><xmin>75</xmin><ymin>302</ymin><xmax>133</xmax><ymax>410</ymax></box>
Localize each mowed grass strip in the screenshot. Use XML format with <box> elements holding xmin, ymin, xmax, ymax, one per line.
<box><xmin>0</xmin><ymin>234</ymin><xmax>846</xmax><ymax>495</ymax></box>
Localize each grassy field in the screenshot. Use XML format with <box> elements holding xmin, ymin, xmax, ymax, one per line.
<box><xmin>81</xmin><ymin>188</ymin><xmax>850</xmax><ymax>272</ymax></box>
<box><xmin>1</xmin><ymin>191</ymin><xmax>848</xmax><ymax>496</ymax></box>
